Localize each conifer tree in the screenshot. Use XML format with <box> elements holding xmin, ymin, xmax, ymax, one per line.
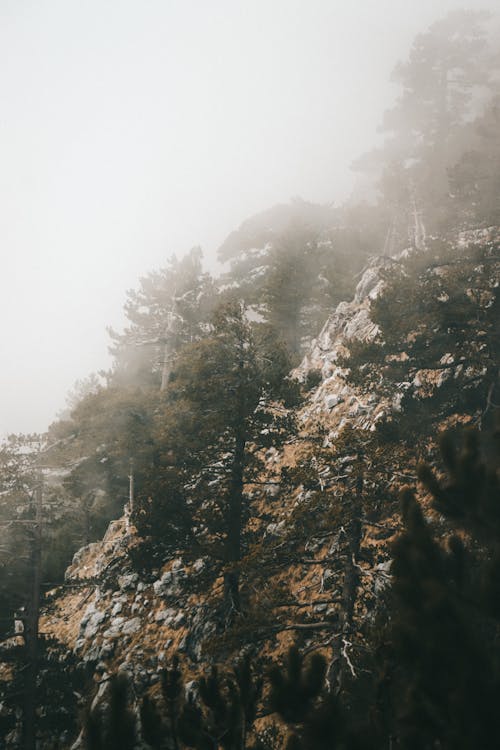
<box><xmin>133</xmin><ymin>301</ymin><xmax>296</xmax><ymax>618</ymax></box>
<box><xmin>376</xmin><ymin>427</ymin><xmax>500</xmax><ymax>748</ymax></box>
<box><xmin>217</xmin><ymin>200</ymin><xmax>336</xmax><ymax>307</ymax></box>
<box><xmin>0</xmin><ymin>435</ymin><xmax>38</xmax><ymax>637</ymax></box>
<box><xmin>448</xmin><ymin>95</ymin><xmax>500</xmax><ymax>226</ymax></box>
<box><xmin>140</xmin><ymin>654</ymin><xmax>263</xmax><ymax>750</ymax></box>
<box><xmin>261</xmin><ymin>228</ymin><xmax>320</xmax><ymax>361</ymax></box>
<box><xmin>57</xmin><ymin>384</ymin><xmax>159</xmax><ymax>540</ymax></box>
<box><xmin>84</xmin><ymin>673</ymin><xmax>137</xmax><ymax>750</ymax></box>
<box><xmin>108</xmin><ymin>247</ymin><xmax>216</xmax><ymax>388</ymax></box>
<box><xmin>354</xmin><ymin>9</ymin><xmax>500</xmax><ymax>234</ymax></box>
<box><xmin>268</xmin><ymin>646</ymin><xmax>354</xmax><ymax>750</ymax></box>
<box><xmin>219</xmin><ymin>202</ymin><xmax>374</xmax><ymax>361</ymax></box>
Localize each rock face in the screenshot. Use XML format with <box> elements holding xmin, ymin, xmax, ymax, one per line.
<box><xmin>42</xmin><ymin>520</ymin><xmax>216</xmax><ymax>679</ymax></box>
<box><xmin>295</xmin><ymin>253</ymin><xmax>406</xmax><ymax>436</ymax></box>
<box><xmin>294</xmin><ymin>227</ymin><xmax>500</xmax><ymax>437</ymax></box>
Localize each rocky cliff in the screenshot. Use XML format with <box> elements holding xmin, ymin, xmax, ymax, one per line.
<box><xmin>14</xmin><ymin>227</ymin><xmax>500</xmax><ymax>747</ymax></box>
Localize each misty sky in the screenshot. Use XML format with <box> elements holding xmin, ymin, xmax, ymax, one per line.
<box><xmin>1</xmin><ymin>0</ymin><xmax>497</xmax><ymax>435</ymax></box>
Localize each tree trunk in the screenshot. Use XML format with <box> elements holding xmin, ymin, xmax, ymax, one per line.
<box><xmin>160</xmin><ymin>339</ymin><xmax>170</xmax><ymax>391</ymax></box>
<box><xmin>329</xmin><ymin>468</ymin><xmax>363</xmax><ymax>695</ymax></box>
<box><xmin>224</xmin><ymin>430</ymin><xmax>246</xmax><ymax>623</ymax></box>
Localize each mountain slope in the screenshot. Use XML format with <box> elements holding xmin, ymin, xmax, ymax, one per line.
<box><xmin>9</xmin><ymin>227</ymin><xmax>499</xmax><ymax>748</ymax></box>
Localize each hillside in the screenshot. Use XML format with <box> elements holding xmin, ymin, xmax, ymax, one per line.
<box><xmin>2</xmin><ymin>9</ymin><xmax>500</xmax><ymax>748</ymax></box>
<box><xmin>13</xmin><ymin>226</ymin><xmax>496</xmax><ymax>748</ymax></box>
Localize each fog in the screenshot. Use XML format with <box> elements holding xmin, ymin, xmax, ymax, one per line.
<box><xmin>1</xmin><ymin>0</ymin><xmax>497</xmax><ymax>435</ymax></box>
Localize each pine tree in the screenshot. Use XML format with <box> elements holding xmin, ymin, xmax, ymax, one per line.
<box><xmin>217</xmin><ymin>200</ymin><xmax>336</xmax><ymax>308</ymax></box>
<box><xmin>0</xmin><ymin>435</ymin><xmax>86</xmax><ymax>748</ymax></box>
<box><xmin>376</xmin><ymin>427</ymin><xmax>500</xmax><ymax>748</ymax></box>
<box><xmin>108</xmin><ymin>247</ymin><xmax>216</xmax><ymax>388</ymax></box>
<box><xmin>261</xmin><ymin>228</ymin><xmax>319</xmax><ymax>361</ymax></box>
<box><xmin>133</xmin><ymin>301</ymin><xmax>295</xmax><ymax>619</ymax></box>
<box><xmin>268</xmin><ymin>646</ymin><xmax>354</xmax><ymax>750</ymax></box>
<box><xmin>140</xmin><ymin>654</ymin><xmax>263</xmax><ymax>750</ymax></box>
<box><xmin>57</xmin><ymin>384</ymin><xmax>159</xmax><ymax>541</ymax></box>
<box><xmin>448</xmin><ymin>96</ymin><xmax>500</xmax><ymax>226</ymax></box>
<box><xmin>0</xmin><ymin>435</ymin><xmax>38</xmax><ymax>638</ymax></box>
<box><xmin>219</xmin><ymin>202</ymin><xmax>373</xmax><ymax>361</ymax></box>
<box><xmin>84</xmin><ymin>673</ymin><xmax>137</xmax><ymax>750</ymax></box>
<box><xmin>354</xmin><ymin>10</ymin><xmax>500</xmax><ymax>235</ymax></box>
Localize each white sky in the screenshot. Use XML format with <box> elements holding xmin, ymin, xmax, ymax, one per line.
<box><xmin>0</xmin><ymin>0</ymin><xmax>496</xmax><ymax>434</ymax></box>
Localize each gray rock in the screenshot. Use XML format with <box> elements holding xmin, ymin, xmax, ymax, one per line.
<box><xmin>74</xmin><ymin>638</ymin><xmax>85</xmax><ymax>654</ymax></box>
<box><xmin>99</xmin><ymin>641</ymin><xmax>115</xmax><ymax>659</ymax></box>
<box><xmin>155</xmin><ymin>608</ymin><xmax>176</xmax><ymax>623</ymax></box>
<box><xmin>192</xmin><ymin>558</ymin><xmax>205</xmax><ymax>574</ymax></box>
<box><xmin>265</xmin><ymin>483</ymin><xmax>280</xmax><ymax>498</ymax></box>
<box><xmin>102</xmin><ymin>616</ymin><xmax>125</xmax><ymax>639</ymax></box>
<box><xmin>121</xmin><ymin>617</ymin><xmax>142</xmax><ymax>636</ymax></box>
<box><xmin>184</xmin><ymin>607</ymin><xmax>216</xmax><ymax>661</ymax></box>
<box><xmin>185</xmin><ymin>680</ymin><xmax>198</xmax><ymax>699</ymax></box>
<box><xmin>80</xmin><ymin>607</ymin><xmax>106</xmax><ymax>640</ymax></box>
<box><xmin>118</xmin><ymin>573</ymin><xmax>138</xmax><ymax>591</ymax></box>
<box><xmin>102</xmin><ymin>626</ymin><xmax>120</xmax><ymax>638</ymax></box>
<box><xmin>84</xmin><ymin>643</ymin><xmax>104</xmax><ymax>663</ymax></box>
<box><xmin>324</xmin><ymin>393</ymin><xmax>341</xmax><ymax>410</ymax></box>
<box><xmin>153</xmin><ymin>571</ymin><xmax>173</xmax><ymax>596</ymax></box>
<box><xmin>173</xmin><ymin>611</ymin><xmax>186</xmax><ymax>628</ymax></box>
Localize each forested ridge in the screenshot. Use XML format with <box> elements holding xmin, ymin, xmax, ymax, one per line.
<box><xmin>2</xmin><ymin>9</ymin><xmax>500</xmax><ymax>748</ymax></box>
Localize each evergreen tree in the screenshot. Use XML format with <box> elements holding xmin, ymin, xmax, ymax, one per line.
<box><xmin>0</xmin><ymin>435</ymin><xmax>87</xmax><ymax>748</ymax></box>
<box><xmin>133</xmin><ymin>301</ymin><xmax>295</xmax><ymax>619</ymax></box>
<box><xmin>0</xmin><ymin>435</ymin><xmax>39</xmax><ymax>638</ymax></box>
<box><xmin>268</xmin><ymin>646</ymin><xmax>356</xmax><ymax>750</ymax></box>
<box><xmin>84</xmin><ymin>672</ymin><xmax>137</xmax><ymax>750</ymax></box>
<box><xmin>54</xmin><ymin>384</ymin><xmax>158</xmax><ymax>540</ymax></box>
<box><xmin>261</xmin><ymin>228</ymin><xmax>318</xmax><ymax>361</ymax></box>
<box><xmin>376</xmin><ymin>427</ymin><xmax>500</xmax><ymax>748</ymax></box>
<box><xmin>109</xmin><ymin>247</ymin><xmax>216</xmax><ymax>388</ymax></box>
<box><xmin>448</xmin><ymin>96</ymin><xmax>500</xmax><ymax>226</ymax></box>
<box><xmin>218</xmin><ymin>200</ymin><xmax>337</xmax><ymax>307</ymax></box>
<box><xmin>354</xmin><ymin>10</ymin><xmax>499</xmax><ymax>236</ymax></box>
<box><xmin>219</xmin><ymin>202</ymin><xmax>373</xmax><ymax>361</ymax></box>
<box><xmin>140</xmin><ymin>654</ymin><xmax>263</xmax><ymax>749</ymax></box>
